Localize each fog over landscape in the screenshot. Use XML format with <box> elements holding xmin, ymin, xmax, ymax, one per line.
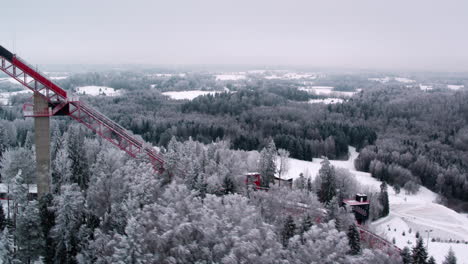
<box><xmin>1</xmin><ymin>1</ymin><xmax>468</xmax><ymax>264</ymax></box>
<box><xmin>1</xmin><ymin>0</ymin><xmax>468</xmax><ymax>70</ymax></box>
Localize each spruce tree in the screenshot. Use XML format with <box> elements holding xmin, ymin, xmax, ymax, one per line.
<box><xmin>0</xmin><ymin>227</ymin><xmax>16</xmax><ymax>264</ymax></box>
<box><xmin>281</xmin><ymin>215</ymin><xmax>296</xmax><ymax>247</ymax></box>
<box><xmin>67</xmin><ymin>127</ymin><xmax>89</xmax><ymax>190</ymax></box>
<box><xmin>401</xmin><ymin>246</ymin><xmax>411</xmax><ymax>264</ymax></box>
<box><xmin>379</xmin><ymin>182</ymin><xmax>390</xmax><ymax>217</ymax></box>
<box><xmin>347</xmin><ymin>224</ymin><xmax>361</xmax><ymax>255</ymax></box>
<box><xmin>16</xmin><ymin>201</ymin><xmax>43</xmax><ymax>264</ymax></box>
<box><xmin>301</xmin><ymin>214</ymin><xmax>313</xmax><ymax>234</ymax></box>
<box><xmin>258</xmin><ymin>139</ymin><xmax>277</xmax><ymax>188</ymax></box>
<box><xmin>318</xmin><ymin>158</ymin><xmax>336</xmax><ymax>204</ymax></box>
<box><xmin>0</xmin><ymin>204</ymin><xmax>5</xmax><ymax>230</ymax></box>
<box><xmin>427</xmin><ymin>256</ymin><xmax>436</xmax><ymax>264</ymax></box>
<box><xmin>442</xmin><ymin>247</ymin><xmax>457</xmax><ymax>264</ymax></box>
<box><xmin>222</xmin><ymin>174</ymin><xmax>235</xmax><ymax>194</ymax></box>
<box><xmin>411</xmin><ymin>237</ymin><xmax>428</xmax><ymax>264</ymax></box>
<box><xmin>39</xmin><ymin>194</ymin><xmax>56</xmax><ymax>264</ymax></box>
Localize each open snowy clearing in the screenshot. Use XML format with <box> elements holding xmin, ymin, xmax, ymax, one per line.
<box><xmin>0</xmin><ymin>90</ymin><xmax>32</xmax><ymax>105</ymax></box>
<box><xmin>215</xmin><ymin>74</ymin><xmax>246</xmax><ymax>81</ymax></box>
<box><xmin>162</xmin><ymin>90</ymin><xmax>223</xmax><ymax>100</ymax></box>
<box><xmin>75</xmin><ymin>86</ymin><xmax>122</xmax><ymax>96</ymax></box>
<box><xmin>279</xmin><ymin>147</ymin><xmax>468</xmax><ymax>263</ymax></box>
<box><xmin>299</xmin><ymin>86</ymin><xmax>357</xmax><ymax>97</ymax></box>
<box><xmin>447</xmin><ymin>84</ymin><xmax>464</xmax><ymax>90</ymax></box>
<box><xmin>265</xmin><ymin>73</ymin><xmax>316</xmax><ymax>80</ymax></box>
<box><xmin>308</xmin><ymin>98</ymin><xmax>344</xmax><ymax>104</ymax></box>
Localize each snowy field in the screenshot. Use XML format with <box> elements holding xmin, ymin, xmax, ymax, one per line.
<box><xmin>280</xmin><ymin>148</ymin><xmax>468</xmax><ymax>263</ymax></box>
<box><xmin>420</xmin><ymin>84</ymin><xmax>434</xmax><ymax>91</ymax></box>
<box><xmin>308</xmin><ymin>98</ymin><xmax>344</xmax><ymax>104</ymax></box>
<box><xmin>75</xmin><ymin>86</ymin><xmax>122</xmax><ymax>96</ymax></box>
<box><xmin>265</xmin><ymin>73</ymin><xmax>316</xmax><ymax>80</ymax></box>
<box><xmin>146</xmin><ymin>73</ymin><xmax>186</xmax><ymax>78</ymax></box>
<box><xmin>447</xmin><ymin>84</ymin><xmax>464</xmax><ymax>90</ymax></box>
<box><xmin>0</xmin><ymin>90</ymin><xmax>32</xmax><ymax>105</ymax></box>
<box><xmin>162</xmin><ymin>90</ymin><xmax>224</xmax><ymax>100</ymax></box>
<box><xmin>368</xmin><ymin>77</ymin><xmax>415</xmax><ymax>84</ymax></box>
<box><xmin>215</xmin><ymin>74</ymin><xmax>246</xmax><ymax>81</ymax></box>
<box><xmin>300</xmin><ymin>86</ymin><xmax>357</xmax><ymax>97</ymax></box>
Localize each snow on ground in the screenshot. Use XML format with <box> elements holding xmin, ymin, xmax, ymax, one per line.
<box><xmin>280</xmin><ymin>147</ymin><xmax>382</xmax><ymax>191</ymax></box>
<box><xmin>162</xmin><ymin>90</ymin><xmax>223</xmax><ymax>101</ymax></box>
<box><xmin>369</xmin><ymin>77</ymin><xmax>391</xmax><ymax>83</ymax></box>
<box><xmin>146</xmin><ymin>73</ymin><xmax>186</xmax><ymax>78</ymax></box>
<box><xmin>280</xmin><ymin>147</ymin><xmax>468</xmax><ymax>263</ymax></box>
<box><xmin>215</xmin><ymin>74</ymin><xmax>246</xmax><ymax>81</ymax></box>
<box><xmin>395</xmin><ymin>77</ymin><xmax>416</xmax><ymax>83</ymax></box>
<box><xmin>75</xmin><ymin>86</ymin><xmax>122</xmax><ymax>96</ymax></box>
<box><xmin>300</xmin><ymin>86</ymin><xmax>357</xmax><ymax>97</ymax></box>
<box><xmin>0</xmin><ymin>90</ymin><xmax>32</xmax><ymax>105</ymax></box>
<box><xmin>308</xmin><ymin>98</ymin><xmax>344</xmax><ymax>104</ymax></box>
<box><xmin>447</xmin><ymin>84</ymin><xmax>464</xmax><ymax>90</ymax></box>
<box><xmin>49</xmin><ymin>76</ymin><xmax>68</xmax><ymax>80</ymax></box>
<box><xmin>265</xmin><ymin>73</ymin><xmax>316</xmax><ymax>80</ymax></box>
<box><xmin>420</xmin><ymin>84</ymin><xmax>433</xmax><ymax>91</ymax></box>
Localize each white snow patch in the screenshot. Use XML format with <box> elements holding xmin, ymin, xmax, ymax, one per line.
<box><xmin>308</xmin><ymin>98</ymin><xmax>344</xmax><ymax>104</ymax></box>
<box><xmin>264</xmin><ymin>73</ymin><xmax>316</xmax><ymax>80</ymax></box>
<box><xmin>162</xmin><ymin>90</ymin><xmax>223</xmax><ymax>100</ymax></box>
<box><xmin>0</xmin><ymin>90</ymin><xmax>32</xmax><ymax>105</ymax></box>
<box><xmin>395</xmin><ymin>77</ymin><xmax>416</xmax><ymax>83</ymax></box>
<box><xmin>49</xmin><ymin>76</ymin><xmax>68</xmax><ymax>80</ymax></box>
<box><xmin>369</xmin><ymin>77</ymin><xmax>391</xmax><ymax>83</ymax></box>
<box><xmin>447</xmin><ymin>84</ymin><xmax>464</xmax><ymax>90</ymax></box>
<box><xmin>75</xmin><ymin>86</ymin><xmax>122</xmax><ymax>96</ymax></box>
<box><xmin>147</xmin><ymin>73</ymin><xmax>186</xmax><ymax>78</ymax></box>
<box><xmin>420</xmin><ymin>84</ymin><xmax>433</xmax><ymax>91</ymax></box>
<box><xmin>300</xmin><ymin>86</ymin><xmax>356</xmax><ymax>97</ymax></box>
<box><xmin>215</xmin><ymin>74</ymin><xmax>246</xmax><ymax>81</ymax></box>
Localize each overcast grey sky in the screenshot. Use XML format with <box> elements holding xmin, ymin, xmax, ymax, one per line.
<box><xmin>1</xmin><ymin>0</ymin><xmax>467</xmax><ymax>71</ymax></box>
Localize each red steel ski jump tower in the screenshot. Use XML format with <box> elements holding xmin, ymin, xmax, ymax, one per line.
<box><xmin>0</xmin><ymin>45</ymin><xmax>165</xmax><ymax>197</ymax></box>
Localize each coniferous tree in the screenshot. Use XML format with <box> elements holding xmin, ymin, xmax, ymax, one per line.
<box><xmin>442</xmin><ymin>247</ymin><xmax>457</xmax><ymax>264</ymax></box>
<box><xmin>347</xmin><ymin>224</ymin><xmax>361</xmax><ymax>255</ymax></box>
<box><xmin>379</xmin><ymin>182</ymin><xmax>390</xmax><ymax>217</ymax></box>
<box><xmin>301</xmin><ymin>214</ymin><xmax>314</xmax><ymax>234</ymax></box>
<box><xmin>411</xmin><ymin>237</ymin><xmax>428</xmax><ymax>264</ymax></box>
<box><xmin>281</xmin><ymin>215</ymin><xmax>296</xmax><ymax>247</ymax></box>
<box><xmin>67</xmin><ymin>127</ymin><xmax>89</xmax><ymax>190</ymax></box>
<box><xmin>427</xmin><ymin>256</ymin><xmax>436</xmax><ymax>264</ymax></box>
<box><xmin>222</xmin><ymin>174</ymin><xmax>235</xmax><ymax>194</ymax></box>
<box><xmin>0</xmin><ymin>227</ymin><xmax>16</xmax><ymax>264</ymax></box>
<box><xmin>318</xmin><ymin>158</ymin><xmax>336</xmax><ymax>204</ymax></box>
<box><xmin>39</xmin><ymin>194</ymin><xmax>56</xmax><ymax>264</ymax></box>
<box><xmin>401</xmin><ymin>246</ymin><xmax>411</xmax><ymax>264</ymax></box>
<box><xmin>258</xmin><ymin>139</ymin><xmax>277</xmax><ymax>188</ymax></box>
<box><xmin>0</xmin><ymin>204</ymin><xmax>5</xmax><ymax>230</ymax></box>
<box><xmin>16</xmin><ymin>201</ymin><xmax>43</xmax><ymax>264</ymax></box>
<box><xmin>53</xmin><ymin>184</ymin><xmax>85</xmax><ymax>264</ymax></box>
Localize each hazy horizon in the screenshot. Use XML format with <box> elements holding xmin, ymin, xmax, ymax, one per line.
<box><xmin>2</xmin><ymin>0</ymin><xmax>468</xmax><ymax>71</ymax></box>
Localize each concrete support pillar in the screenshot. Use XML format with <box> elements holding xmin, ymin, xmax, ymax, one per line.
<box><xmin>34</xmin><ymin>94</ymin><xmax>50</xmax><ymax>197</ymax></box>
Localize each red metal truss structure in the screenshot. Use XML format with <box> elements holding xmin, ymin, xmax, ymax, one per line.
<box><xmin>0</xmin><ymin>45</ymin><xmax>164</xmax><ymax>172</ymax></box>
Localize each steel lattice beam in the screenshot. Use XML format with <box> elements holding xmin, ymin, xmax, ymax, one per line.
<box><xmin>0</xmin><ymin>46</ymin><xmax>165</xmax><ymax>172</ymax></box>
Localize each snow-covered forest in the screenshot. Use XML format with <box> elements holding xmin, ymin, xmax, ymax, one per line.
<box><xmin>1</xmin><ymin>69</ymin><xmax>467</xmax><ymax>263</ymax></box>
